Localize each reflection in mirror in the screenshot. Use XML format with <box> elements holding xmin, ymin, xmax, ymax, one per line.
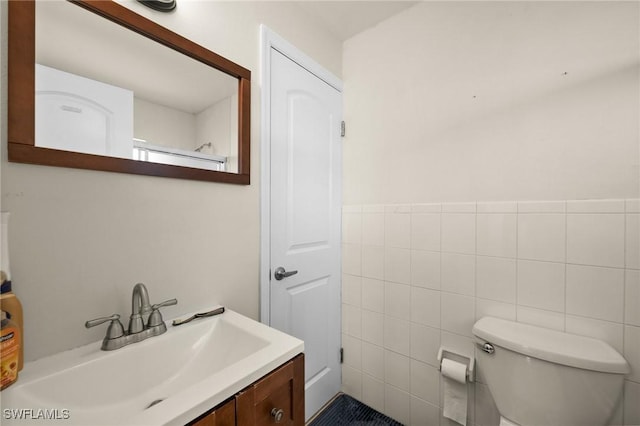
<box><xmin>35</xmin><ymin>1</ymin><xmax>239</xmax><ymax>173</ymax></box>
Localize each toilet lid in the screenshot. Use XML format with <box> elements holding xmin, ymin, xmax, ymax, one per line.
<box><xmin>472</xmin><ymin>317</ymin><xmax>630</xmax><ymax>374</ymax></box>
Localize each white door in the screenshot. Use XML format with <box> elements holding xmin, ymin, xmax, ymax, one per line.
<box><xmin>35</xmin><ymin>64</ymin><xmax>133</xmax><ymax>159</ymax></box>
<box><xmin>269</xmin><ymin>48</ymin><xmax>342</xmax><ymax>420</ymax></box>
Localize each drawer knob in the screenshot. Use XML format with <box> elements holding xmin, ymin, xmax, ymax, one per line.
<box><xmin>271</xmin><ymin>408</ymin><xmax>284</xmax><ymax>423</ymax></box>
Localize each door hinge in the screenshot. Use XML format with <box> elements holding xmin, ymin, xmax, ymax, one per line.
<box><xmin>340</xmin><ymin>347</ymin><xmax>344</xmax><ymax>364</ymax></box>
<box><xmin>340</xmin><ymin>121</ymin><xmax>345</xmax><ymax>137</ymax></box>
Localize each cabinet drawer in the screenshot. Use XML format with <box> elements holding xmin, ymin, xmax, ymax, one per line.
<box><xmin>186</xmin><ymin>353</ymin><xmax>304</xmax><ymax>426</ymax></box>
<box><xmin>237</xmin><ymin>354</ymin><xmax>304</xmax><ymax>426</ymax></box>
<box><xmin>188</xmin><ymin>397</ymin><xmax>235</xmax><ymax>426</ymax></box>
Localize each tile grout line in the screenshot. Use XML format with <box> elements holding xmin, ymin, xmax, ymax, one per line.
<box><xmin>515</xmin><ymin>206</ymin><xmax>519</xmax><ymax>324</ymax></box>
<box><xmin>438</xmin><ymin>204</ymin><xmax>444</xmax><ymax>424</ymax></box>
<box><xmin>381</xmin><ymin>208</ymin><xmax>387</xmax><ymax>415</ymax></box>
<box><xmin>621</xmin><ymin>203</ymin><xmax>628</xmax><ymax>424</ymax></box>
<box><xmin>564</xmin><ymin>205</ymin><xmax>568</xmax><ymax>332</ymax></box>
<box><xmin>473</xmin><ymin>201</ymin><xmax>478</xmax><ymax>426</ymax></box>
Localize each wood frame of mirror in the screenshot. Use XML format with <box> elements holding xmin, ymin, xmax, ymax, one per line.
<box><xmin>8</xmin><ymin>0</ymin><xmax>251</xmax><ymax>184</ymax></box>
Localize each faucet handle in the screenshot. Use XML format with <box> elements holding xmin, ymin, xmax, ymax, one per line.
<box><xmin>151</xmin><ymin>298</ymin><xmax>177</xmax><ymax>310</ymax></box>
<box><xmin>85</xmin><ymin>314</ymin><xmax>125</xmax><ymax>339</ymax></box>
<box><xmin>147</xmin><ymin>298</ymin><xmax>178</xmax><ymax>327</ymax></box>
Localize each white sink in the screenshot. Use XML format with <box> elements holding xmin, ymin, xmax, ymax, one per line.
<box><xmin>1</xmin><ymin>308</ymin><xmax>304</xmax><ymax>425</ymax></box>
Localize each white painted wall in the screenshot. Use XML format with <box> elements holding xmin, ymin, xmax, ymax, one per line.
<box><xmin>134</xmin><ymin>97</ymin><xmax>197</xmax><ymax>151</ymax></box>
<box><xmin>134</xmin><ymin>94</ymin><xmax>239</xmax><ymax>171</ymax></box>
<box><xmin>0</xmin><ymin>1</ymin><xmax>341</xmax><ymax>361</ymax></box>
<box><xmin>196</xmin><ymin>93</ymin><xmax>239</xmax><ymax>171</ymax></box>
<box><xmin>343</xmin><ymin>1</ymin><xmax>639</xmax><ymax>205</ymax></box>
<box><xmin>341</xmin><ymin>2</ymin><xmax>640</xmax><ymax>426</ymax></box>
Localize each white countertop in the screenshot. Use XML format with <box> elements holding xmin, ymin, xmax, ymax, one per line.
<box><xmin>1</xmin><ymin>308</ymin><xmax>304</xmax><ymax>426</ymax></box>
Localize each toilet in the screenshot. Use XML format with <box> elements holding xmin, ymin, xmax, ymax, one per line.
<box><xmin>472</xmin><ymin>317</ymin><xmax>630</xmax><ymax>426</ymax></box>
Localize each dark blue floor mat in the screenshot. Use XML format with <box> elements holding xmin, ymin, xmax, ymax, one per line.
<box><xmin>309</xmin><ymin>394</ymin><xmax>404</xmax><ymax>426</ymax></box>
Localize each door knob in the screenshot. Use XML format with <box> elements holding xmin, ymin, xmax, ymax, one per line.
<box><xmin>274</xmin><ymin>266</ymin><xmax>298</xmax><ymax>281</ymax></box>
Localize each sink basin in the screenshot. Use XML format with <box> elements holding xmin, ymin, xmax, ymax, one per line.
<box><xmin>1</xmin><ymin>308</ymin><xmax>304</xmax><ymax>425</ymax></box>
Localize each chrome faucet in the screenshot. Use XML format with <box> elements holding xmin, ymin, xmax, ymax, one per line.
<box><xmin>129</xmin><ymin>282</ymin><xmax>152</xmax><ymax>334</ymax></box>
<box><xmin>85</xmin><ymin>283</ymin><xmax>177</xmax><ymax>351</ymax></box>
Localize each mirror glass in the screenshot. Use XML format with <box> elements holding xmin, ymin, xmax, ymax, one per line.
<box><xmin>35</xmin><ymin>1</ymin><xmax>239</xmax><ymax>173</ymax></box>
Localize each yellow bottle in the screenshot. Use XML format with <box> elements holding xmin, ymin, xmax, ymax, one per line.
<box><xmin>1</xmin><ymin>213</ymin><xmax>23</xmax><ymax>371</ymax></box>
<box><xmin>1</xmin><ymin>310</ymin><xmax>20</xmax><ymax>390</ymax></box>
<box><xmin>0</xmin><ymin>278</ymin><xmax>23</xmax><ymax>371</ymax></box>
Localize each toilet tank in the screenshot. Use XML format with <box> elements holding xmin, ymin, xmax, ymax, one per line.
<box><xmin>472</xmin><ymin>317</ymin><xmax>629</xmax><ymax>426</ymax></box>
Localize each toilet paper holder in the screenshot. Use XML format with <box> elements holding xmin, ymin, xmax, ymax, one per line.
<box><xmin>437</xmin><ymin>347</ymin><xmax>475</xmax><ymax>382</ymax></box>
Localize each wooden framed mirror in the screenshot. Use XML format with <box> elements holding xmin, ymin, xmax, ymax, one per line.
<box><xmin>8</xmin><ymin>0</ymin><xmax>251</xmax><ymax>184</ymax></box>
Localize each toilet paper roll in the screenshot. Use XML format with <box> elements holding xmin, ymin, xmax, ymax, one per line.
<box><xmin>441</xmin><ymin>359</ymin><xmax>468</xmax><ymax>426</ymax></box>
<box><xmin>441</xmin><ymin>358</ymin><xmax>467</xmax><ymax>383</ymax></box>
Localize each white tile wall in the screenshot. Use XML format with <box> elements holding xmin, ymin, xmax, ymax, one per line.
<box><xmin>477</xmin><ymin>201</ymin><xmax>517</xmax><ymax>214</ymax></box>
<box><xmin>517</xmin><ymin>260</ymin><xmax>565</xmax><ymax>312</ymax></box>
<box><xmin>517</xmin><ymin>214</ymin><xmax>566</xmax><ymax>262</ymax></box>
<box><xmin>411</xmin><ymin>250</ymin><xmax>441</xmax><ymax>290</ymax></box>
<box><xmin>362</xmin><ymin>212</ymin><xmax>385</xmax><ymax>246</ymax></box>
<box><xmin>342</xmin><ymin>199</ymin><xmax>640</xmax><ymax>426</ymax></box>
<box><xmin>476</xmin><ymin>214</ymin><xmax>517</xmax><ymax>258</ymax></box>
<box><xmin>342</xmin><ymin>243</ymin><xmax>362</xmax><ymax>276</ymax></box>
<box><xmin>566</xmin><ymin>265</ymin><xmax>624</xmax><ymax>322</ymax></box>
<box><xmin>342</xmin><ymin>211</ymin><xmax>362</xmax><ymax>244</ymax></box>
<box><xmin>385</xmin><ymin>350</ymin><xmax>411</xmax><ymax>391</ymax></box>
<box><xmin>441</xmin><ymin>253</ymin><xmax>476</xmax><ymax>296</ymax></box>
<box><xmin>384</xmin><ymin>316</ymin><xmax>411</xmax><ymax>355</ymax></box>
<box><xmin>411</xmin><ymin>213</ymin><xmax>441</xmax><ymax>251</ymax></box>
<box><xmin>410</xmin><ymin>287</ymin><xmax>441</xmax><ymax>328</ymax></box>
<box><xmin>386</xmin><ymin>384</ymin><xmax>412</xmax><ymax>425</ymax></box>
<box><xmin>441</xmin><ymin>293</ymin><xmax>476</xmax><ymax>337</ymax></box>
<box><xmin>476</xmin><ymin>257</ymin><xmax>516</xmax><ymax>303</ymax></box>
<box><xmin>410</xmin><ymin>396</ymin><xmax>440</xmax><ymax>426</ymax></box>
<box><xmin>410</xmin><ymin>359</ymin><xmax>440</xmax><ymax>405</ymax></box>
<box><xmin>342</xmin><ymin>274</ymin><xmax>362</xmax><ymax>307</ymax></box>
<box><xmin>362</xmin><ymin>277</ymin><xmax>385</xmax><ymax>313</ymax></box>
<box><xmin>566</xmin><ymin>214</ymin><xmax>625</xmax><ymax>267</ymax></box>
<box><xmin>385</xmin><ymin>248</ymin><xmax>411</xmax><ymax>284</ymax></box>
<box><xmin>362</xmin><ymin>246</ymin><xmax>384</xmax><ymax>279</ymax></box>
<box><xmin>386</xmin><ymin>282</ymin><xmax>411</xmax><ymax>320</ymax></box>
<box><xmin>386</xmin><ymin>212</ymin><xmax>412</xmax><ymax>249</ymax></box>
<box><xmin>361</xmin><ymin>310</ymin><xmax>384</xmax><ymax>345</ymax></box>
<box><xmin>342</xmin><ymin>365</ymin><xmax>362</xmax><ymax>399</ymax></box>
<box><xmin>626</xmin><ymin>214</ymin><xmax>640</xmax><ymax>269</ymax></box>
<box><xmin>442</xmin><ymin>213</ymin><xmax>476</xmax><ymax>254</ymax></box>
<box><xmin>517</xmin><ymin>200</ymin><xmax>566</xmax><ymax>213</ymax></box>
<box><xmin>516</xmin><ymin>305</ymin><xmax>565</xmax><ymax>331</ymax></box>
<box><xmin>410</xmin><ymin>323</ymin><xmax>440</xmax><ymax>366</ymax></box>
<box><xmin>566</xmin><ymin>199</ymin><xmax>625</xmax><ymax>213</ymax></box>
<box><xmin>362</xmin><ymin>373</ymin><xmax>385</xmax><ymax>412</ymax></box>
<box><xmin>342</xmin><ymin>333</ymin><xmax>362</xmax><ymax>369</ymax></box>
<box><xmin>565</xmin><ymin>315</ymin><xmax>624</xmax><ymax>353</ymax></box>
<box><xmin>476</xmin><ymin>298</ymin><xmax>516</xmax><ymax>322</ymax></box>
<box><xmin>362</xmin><ymin>341</ymin><xmax>385</xmax><ymax>379</ymax></box>
<box><xmin>625</xmin><ymin>270</ymin><xmax>640</xmax><ymax>326</ymax></box>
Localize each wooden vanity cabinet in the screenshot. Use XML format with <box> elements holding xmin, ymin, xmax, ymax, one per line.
<box><xmin>187</xmin><ymin>354</ymin><xmax>304</xmax><ymax>426</ymax></box>
<box><xmin>189</xmin><ymin>398</ymin><xmax>236</xmax><ymax>426</ymax></box>
<box><xmin>236</xmin><ymin>353</ymin><xmax>304</xmax><ymax>426</ymax></box>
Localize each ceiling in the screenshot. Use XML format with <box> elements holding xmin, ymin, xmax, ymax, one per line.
<box><xmin>292</xmin><ymin>1</ymin><xmax>418</xmax><ymax>41</ymax></box>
